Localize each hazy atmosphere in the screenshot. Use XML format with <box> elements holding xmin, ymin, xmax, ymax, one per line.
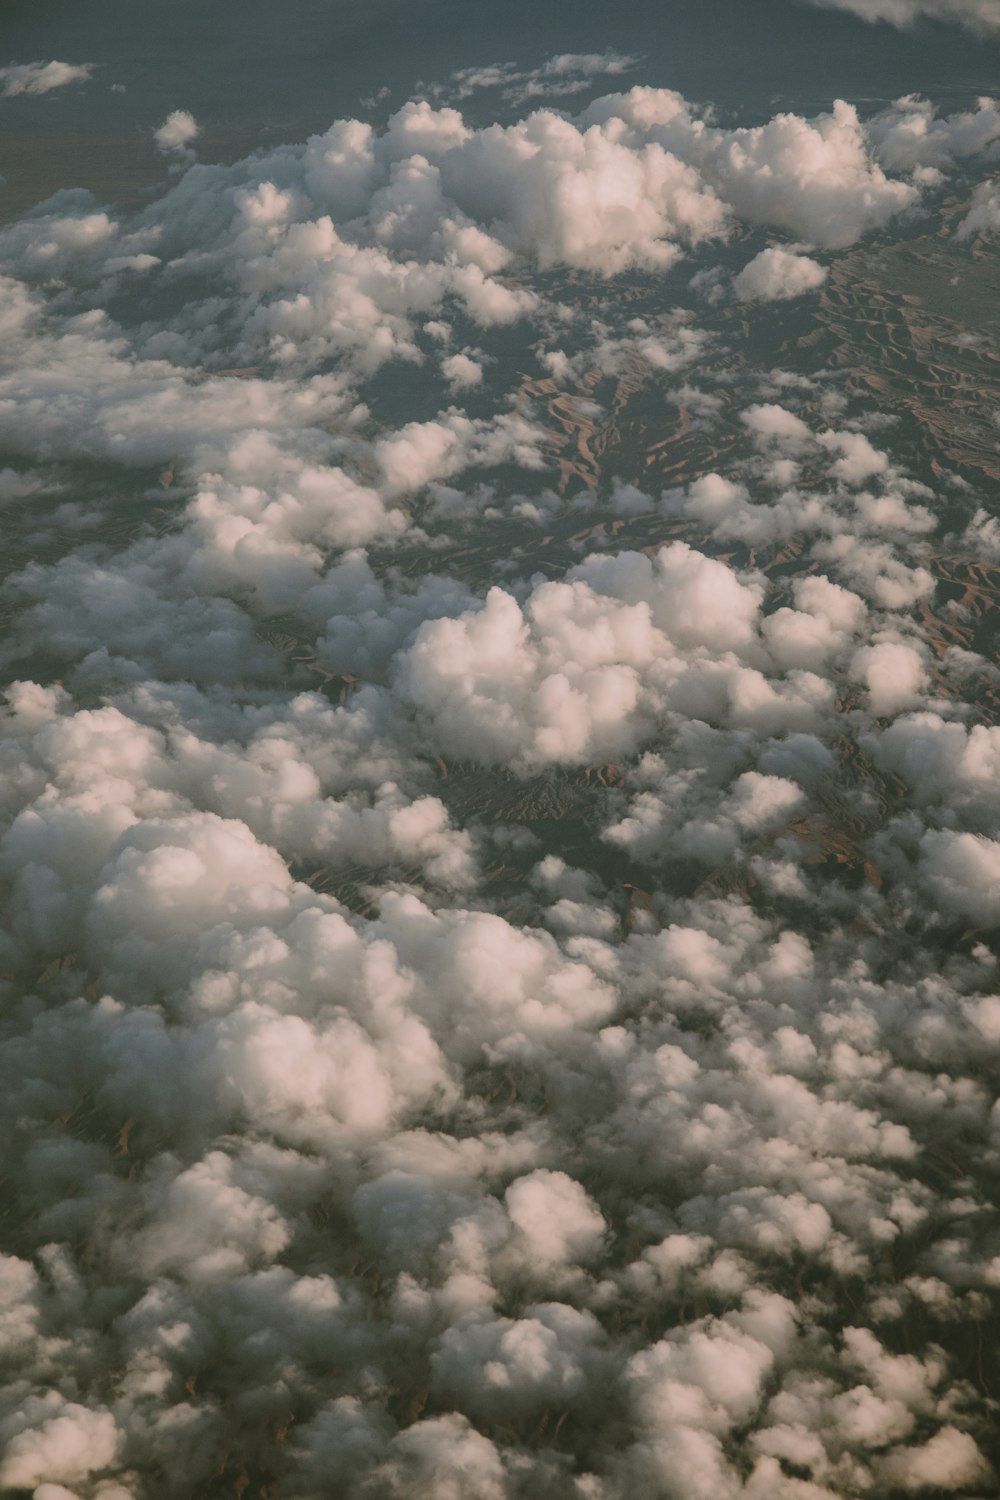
<box><xmin>1</xmin><ymin>2</ymin><xmax>999</xmax><ymax>1496</ymax></box>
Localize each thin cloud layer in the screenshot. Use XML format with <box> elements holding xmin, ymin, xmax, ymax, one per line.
<box><xmin>0</xmin><ymin>60</ymin><xmax>92</xmax><ymax>97</ymax></box>
<box><xmin>441</xmin><ymin>50</ymin><xmax>640</xmax><ymax>106</ymax></box>
<box><xmin>805</xmin><ymin>0</ymin><xmax>1000</xmax><ymax>30</ymax></box>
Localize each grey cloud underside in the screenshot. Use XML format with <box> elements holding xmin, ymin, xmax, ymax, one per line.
<box><xmin>1</xmin><ymin>81</ymin><xmax>1000</xmax><ymax>1499</ymax></box>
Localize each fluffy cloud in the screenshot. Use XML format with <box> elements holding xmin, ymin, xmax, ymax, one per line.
<box><xmin>867</xmin><ymin>94</ymin><xmax>1000</xmax><ymax>172</ymax></box>
<box><xmin>441</xmin><ymin>350</ymin><xmax>483</xmax><ymax>390</ymax></box>
<box><xmin>153</xmin><ymin>109</ymin><xmax>199</xmax><ymax>154</ymax></box>
<box><xmin>850</xmin><ymin>638</ymin><xmax>928</xmax><ymax>715</ymax></box>
<box><xmin>0</xmin><ymin>1400</ymin><xmax>120</xmax><ymax>1489</ymax></box>
<box><xmin>957</xmin><ymin>180</ymin><xmax>1000</xmax><ymax>237</ymax></box>
<box><xmin>734</xmin><ymin>247</ymin><xmax>828</xmax><ymax>301</ymax></box>
<box><xmin>583</xmin><ymin>91</ymin><xmax>918</xmax><ymax>249</ymax></box>
<box><xmin>394</xmin><ymin>543</ymin><xmax>818</xmax><ymax>768</ymax></box>
<box><xmin>3</xmin><ymin>85</ymin><xmax>965</xmax><ymax>316</ymax></box>
<box><xmin>880</xmin><ymin>1426</ymin><xmax>994</xmax><ymax>1490</ymax></box>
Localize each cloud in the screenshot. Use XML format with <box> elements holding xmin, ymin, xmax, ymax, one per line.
<box><xmin>1</xmin><ymin>85</ymin><xmax>943</xmax><ymax>309</ymax></box>
<box><xmin>364</xmin><ymin>1414</ymin><xmax>508</xmax><ymax>1500</ymax></box>
<box><xmin>0</xmin><ymin>1399</ymin><xmax>120</xmax><ymax>1490</ymax></box>
<box><xmin>867</xmin><ymin>94</ymin><xmax>1000</xmax><ymax>172</ymax></box>
<box><xmin>957</xmin><ymin>179</ymin><xmax>1000</xmax><ymax>237</ymax></box>
<box><xmin>154</xmin><ymin>109</ymin><xmax>199</xmax><ymax>153</ymax></box>
<box><xmin>803</xmin><ymin>0</ymin><xmax>1000</xmax><ymax>30</ymax></box>
<box><xmin>733</xmin><ymin>247</ymin><xmax>828</xmax><ymax>302</ymax></box>
<box><xmin>0</xmin><ymin>64</ymin><xmax>997</xmax><ymax>1500</ymax></box>
<box><xmin>0</xmin><ymin>61</ymin><xmax>92</xmax><ymax>97</ymax></box>
<box><xmin>442</xmin><ymin>49</ymin><xmax>640</xmax><ymax>106</ymax></box>
<box><xmin>918</xmin><ymin>829</ymin><xmax>1000</xmax><ymax>925</ymax></box>
<box><xmin>395</xmin><ymin>543</ymin><xmax>810</xmax><ymax>769</ymax></box>
<box><xmin>850</xmin><ymin>638</ymin><xmax>928</xmax><ymax>715</ymax></box>
<box><xmin>880</xmin><ymin>1426</ymin><xmax>994</xmax><ymax>1490</ymax></box>
<box><xmin>441</xmin><ymin>351</ymin><xmax>483</xmax><ymax>391</ymax></box>
<box><xmin>438</xmin><ymin>107</ymin><xmax>727</xmax><ymax>273</ymax></box>
<box><xmin>583</xmin><ymin>91</ymin><xmax>919</xmax><ymax>249</ymax></box>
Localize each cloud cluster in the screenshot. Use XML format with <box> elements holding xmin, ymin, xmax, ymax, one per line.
<box><xmin>0</xmin><ymin>65</ymin><xmax>998</xmax><ymax>1500</ymax></box>
<box><xmin>396</xmin><ymin>543</ymin><xmax>838</xmax><ymax>769</ymax></box>
<box><xmin>3</xmin><ymin>87</ymin><xmax>988</xmax><ymax>308</ymax></box>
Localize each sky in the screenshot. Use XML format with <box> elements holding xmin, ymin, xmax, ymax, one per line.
<box><xmin>1</xmin><ymin>3</ymin><xmax>1000</xmax><ymax>1498</ymax></box>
